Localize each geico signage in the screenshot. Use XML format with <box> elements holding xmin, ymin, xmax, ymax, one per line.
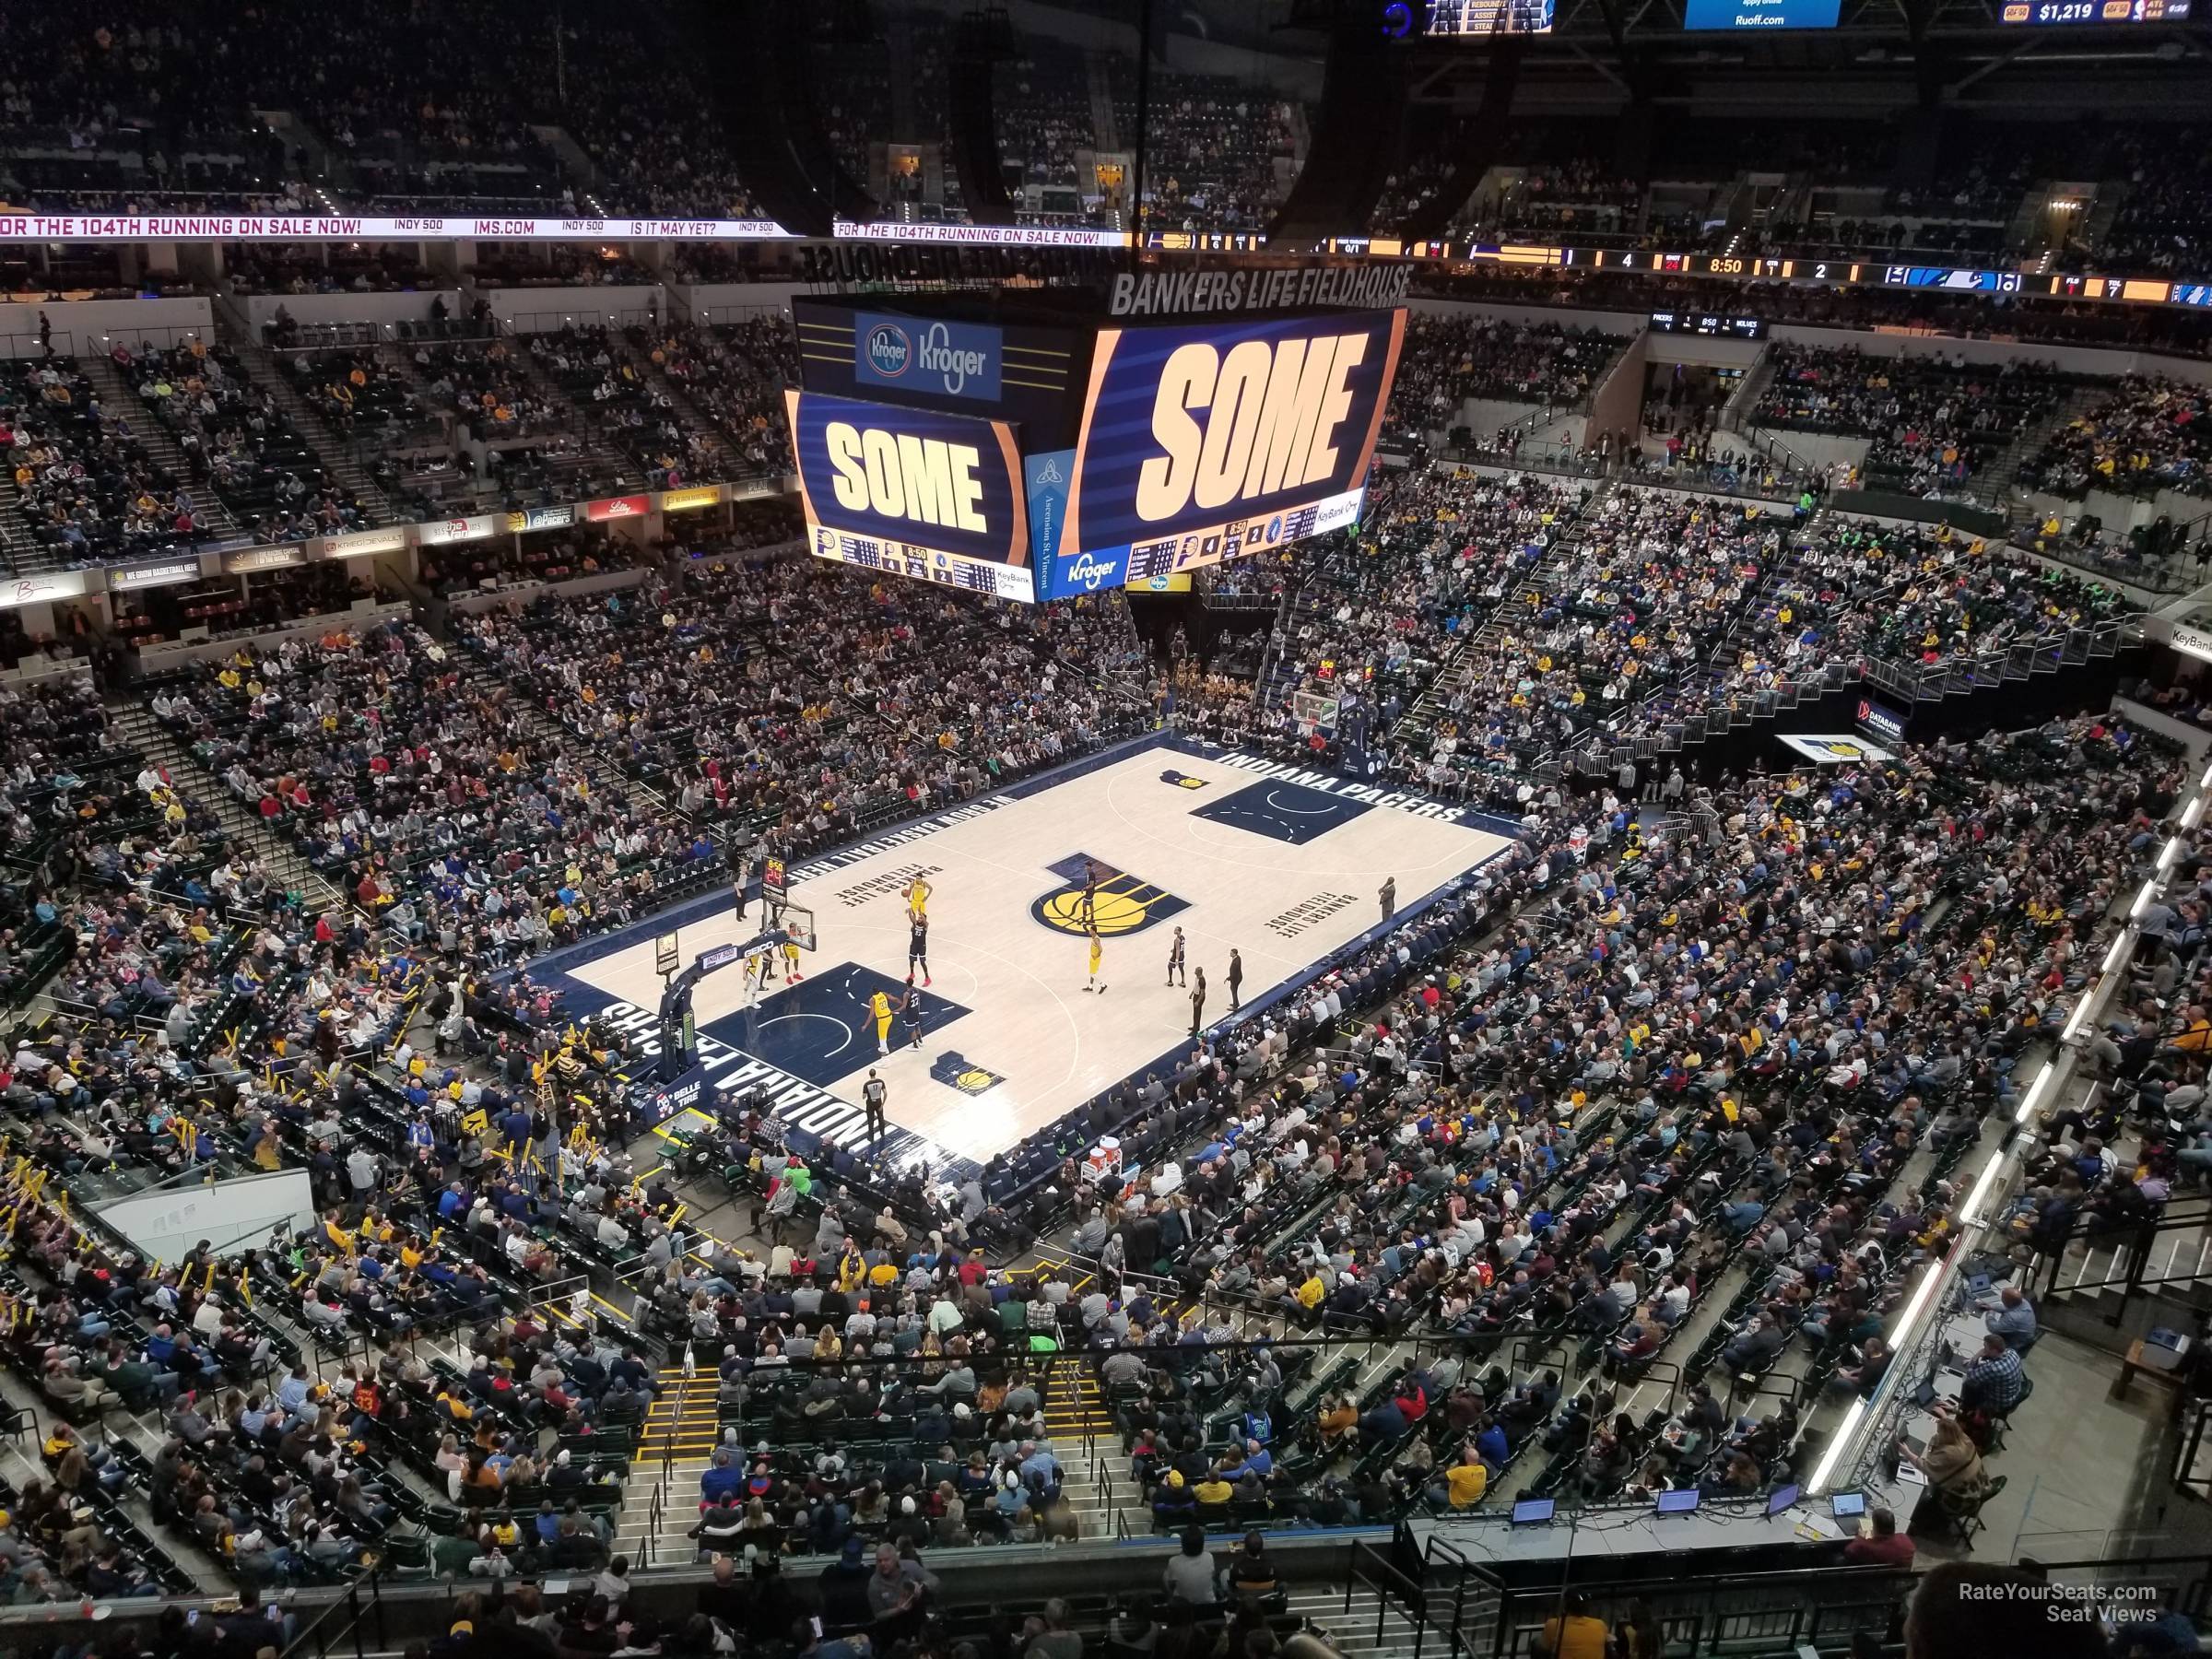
<box><xmin>785</xmin><ymin>388</ymin><xmax>1029</xmax><ymax>570</ymax></box>
<box><xmin>1060</xmin><ymin>310</ymin><xmax>1405</xmax><ymax>559</ymax></box>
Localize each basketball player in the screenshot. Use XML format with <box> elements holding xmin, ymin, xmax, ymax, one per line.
<box><xmin>900</xmin><ymin>982</ymin><xmax>924</xmax><ymax>1050</ymax></box>
<box><xmin>904</xmin><ymin>873</ymin><xmax>932</xmax><ymax>921</ymax></box>
<box><xmin>742</xmin><ymin>943</ymin><xmax>772</xmax><ymax>1009</ymax></box>
<box><xmin>782</xmin><ymin>925</ymin><xmax>805</xmax><ymax>984</ymax></box>
<box><xmin>909</xmin><ymin>911</ymin><xmax>931</xmax><ymax>988</ymax></box>
<box><xmin>1080</xmin><ymin>859</ymin><xmax>1101</xmax><ymax>926</ymax></box>
<box><xmin>869</xmin><ymin>987</ymin><xmax>895</xmax><ymax>1054</ymax></box>
<box><xmin>1166</xmin><ymin>925</ymin><xmax>1187</xmax><ymax>988</ymax></box>
<box><xmin>1085</xmin><ymin>924</ymin><xmax>1106</xmax><ymax>994</ymax></box>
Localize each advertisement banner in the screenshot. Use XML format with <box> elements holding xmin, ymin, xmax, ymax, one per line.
<box><xmin>0</xmin><ymin>570</ymin><xmax>90</xmax><ymax>608</ymax></box>
<box><xmin>316</xmin><ymin>526</ymin><xmax>406</xmax><ymax>559</ymax></box>
<box><xmin>510</xmin><ymin>504</ymin><xmax>577</xmax><ymax>533</ymax></box>
<box><xmin>0</xmin><ymin>213</ymin><xmax>797</xmax><ymax>243</ymax></box>
<box><xmin>660</xmin><ymin>485</ymin><xmax>727</xmax><ymax>513</ymax></box>
<box><xmin>1055</xmin><ymin>309</ymin><xmax>1403</xmax><ymax>578</ymax></box>
<box><xmin>418</xmin><ymin>513</ymin><xmax>502</xmax><ymax>546</ymax></box>
<box><xmin>805</xmin><ymin>525</ymin><xmax>1036</xmax><ymax>605</ymax></box>
<box><xmin>107</xmin><ymin>556</ymin><xmax>204</xmax><ymax>593</ymax></box>
<box><xmin>853</xmin><ymin>312</ymin><xmax>1004</xmax><ymax>403</ymax></box>
<box><xmin>223</xmin><ymin>545</ymin><xmax>307</xmax><ymax>574</ymax></box>
<box><xmin>1854</xmin><ymin>698</ymin><xmax>1909</xmax><ymax>745</ymax></box>
<box><xmin>584</xmin><ymin>494</ymin><xmax>653</xmax><ymax>523</ymax></box>
<box><xmin>1684</xmin><ymin>0</ymin><xmax>1841</xmax><ymax>25</ymax></box>
<box><xmin>831</xmin><ymin>220</ymin><xmax>1130</xmax><ymax>249</ymax></box>
<box><xmin>785</xmin><ymin>388</ymin><xmax>1030</xmax><ymax>575</ymax></box>
<box><xmin>642</xmin><ymin>1062</ymin><xmax>712</xmax><ymax>1129</ymax></box>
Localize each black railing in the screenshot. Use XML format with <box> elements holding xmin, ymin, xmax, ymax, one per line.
<box><xmin>279</xmin><ymin>1565</ymin><xmax>386</xmax><ymax>1659</ymax></box>
<box><xmin>2039</xmin><ymin>1194</ymin><xmax>2212</xmax><ymax>1325</ymax></box>
<box><xmin>1483</xmin><ymin>1562</ymin><xmax>1911</xmax><ymax>1659</ymax></box>
<box><xmin>1345</xmin><ymin>1537</ymin><xmax>1434</xmax><ymax>1659</ymax></box>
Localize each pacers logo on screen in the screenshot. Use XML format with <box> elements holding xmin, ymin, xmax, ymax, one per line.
<box><xmin>1030</xmin><ymin>853</ymin><xmax>1188</xmax><ymax>938</ymax></box>
<box><xmin>1136</xmin><ymin>331</ymin><xmax>1371</xmax><ymax>523</ymax></box>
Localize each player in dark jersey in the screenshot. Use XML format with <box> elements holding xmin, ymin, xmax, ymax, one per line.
<box><xmin>1081</xmin><ymin>859</ymin><xmax>1102</xmax><ymax>926</ymax></box>
<box><xmin>909</xmin><ymin>913</ymin><xmax>931</xmax><ymax>987</ymax></box>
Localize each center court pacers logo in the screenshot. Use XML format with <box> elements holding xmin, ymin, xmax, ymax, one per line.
<box><xmin>1030</xmin><ymin>853</ymin><xmax>1189</xmax><ymax>937</ymax></box>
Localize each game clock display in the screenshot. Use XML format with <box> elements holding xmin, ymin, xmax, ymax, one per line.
<box><xmin>1648</xmin><ymin>312</ymin><xmax>1767</xmax><ymax>339</ymax></box>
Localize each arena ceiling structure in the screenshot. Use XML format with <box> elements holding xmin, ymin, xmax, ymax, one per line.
<box><xmin>670</xmin><ymin>0</ymin><xmax>2212</xmax><ymax>247</ymax></box>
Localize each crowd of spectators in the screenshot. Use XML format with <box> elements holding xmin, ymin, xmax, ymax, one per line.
<box><xmin>147</xmin><ymin>618</ymin><xmax>715</xmax><ymax>966</ymax></box>
<box><xmin>1470</xmin><ymin>162</ymin><xmax>1645</xmax><ymax>241</ymax></box>
<box><xmin>114</xmin><ymin>337</ymin><xmax>375</xmax><ymax>544</ymax></box>
<box><xmin>2017</xmin><ymin>376</ymin><xmax>2211</xmax><ymax>501</ymax></box>
<box><xmin>2095</xmin><ymin>125</ymin><xmax>2212</xmax><ymax>276</ymax></box>
<box><xmin>1057</xmin><ymin>705</ymin><xmax>2164</xmax><ymax>1533</ymax></box>
<box><xmin>452</xmin><ymin>552</ymin><xmax>1149</xmax><ymax>865</ymax></box>
<box><xmin>642</xmin><ymin>318</ymin><xmax>800</xmax><ymax>478</ymax></box>
<box><xmin>1753</xmin><ymin>347</ymin><xmax>2071</xmax><ymax>498</ymax></box>
<box><xmin>1123</xmin><ymin>70</ymin><xmax>1301</xmax><ymax>234</ymax></box>
<box><xmin>1406</xmin><ymin>487</ymin><xmax>1781</xmax><ymax>791</ymax></box>
<box><xmin>1388</xmin><ymin>315</ymin><xmax>1630</xmax><ymax>433</ymax></box>
<box><xmin>5</xmin><ymin>354</ymin><xmax>206</xmax><ymax>569</ymax></box>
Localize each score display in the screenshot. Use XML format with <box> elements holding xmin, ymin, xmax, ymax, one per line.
<box><xmin>1648</xmin><ymin>312</ymin><xmax>1767</xmax><ymax>338</ymax></box>
<box><xmin>2000</xmin><ymin>0</ymin><xmax>2188</xmax><ymax>20</ymax></box>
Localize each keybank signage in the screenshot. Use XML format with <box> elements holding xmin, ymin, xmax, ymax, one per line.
<box><xmin>854</xmin><ymin>312</ymin><xmax>1003</xmax><ymax>402</ymax></box>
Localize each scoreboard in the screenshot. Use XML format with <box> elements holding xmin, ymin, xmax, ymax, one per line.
<box><xmin>786</xmin><ymin>299</ymin><xmax>1407</xmax><ymax>604</ymax></box>
<box><xmin>2000</xmin><ymin>0</ymin><xmax>2188</xmax><ymax>20</ymax></box>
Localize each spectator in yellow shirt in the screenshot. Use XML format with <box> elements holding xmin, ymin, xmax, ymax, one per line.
<box><xmin>1430</xmin><ymin>1447</ymin><xmax>1488</xmax><ymax>1510</ymax></box>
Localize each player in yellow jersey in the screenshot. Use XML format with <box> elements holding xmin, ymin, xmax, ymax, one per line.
<box><xmin>782</xmin><ymin>928</ymin><xmax>804</xmax><ymax>984</ymax></box>
<box><xmin>870</xmin><ymin>987</ymin><xmax>894</xmax><ymax>1053</ymax></box>
<box><xmin>904</xmin><ymin>874</ymin><xmax>932</xmax><ymax>921</ymax></box>
<box><xmin>1085</xmin><ymin>924</ymin><xmax>1106</xmax><ymax>994</ymax></box>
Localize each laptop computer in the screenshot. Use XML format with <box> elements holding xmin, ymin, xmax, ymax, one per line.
<box><xmin>1511</xmin><ymin>1497</ymin><xmax>1556</xmax><ymax>1526</ymax></box>
<box><xmin>1830</xmin><ymin>1492</ymin><xmax>1866</xmax><ymax>1520</ymax></box>
<box><xmin>1656</xmin><ymin>1488</ymin><xmax>1700</xmax><ymax>1515</ymax></box>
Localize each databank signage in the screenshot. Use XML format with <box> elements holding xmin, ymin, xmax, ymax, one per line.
<box><xmin>784</xmin><ymin>389</ymin><xmax>1035</xmax><ymax>604</ymax></box>
<box><xmin>1048</xmin><ymin>309</ymin><xmax>1404</xmax><ymax>592</ymax></box>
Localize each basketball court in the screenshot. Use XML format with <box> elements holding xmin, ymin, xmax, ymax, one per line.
<box><xmin>535</xmin><ymin>738</ymin><xmax>1514</xmax><ymax>1172</ymax></box>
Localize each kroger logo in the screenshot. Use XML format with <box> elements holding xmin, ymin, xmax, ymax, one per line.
<box><xmin>915</xmin><ymin>323</ymin><xmax>988</xmax><ymax>394</ymax></box>
<box><xmin>863</xmin><ymin>323</ymin><xmax>912</xmax><ymax>378</ymax></box>
<box><xmin>1065</xmin><ymin>551</ymin><xmax>1120</xmax><ymax>593</ymax></box>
